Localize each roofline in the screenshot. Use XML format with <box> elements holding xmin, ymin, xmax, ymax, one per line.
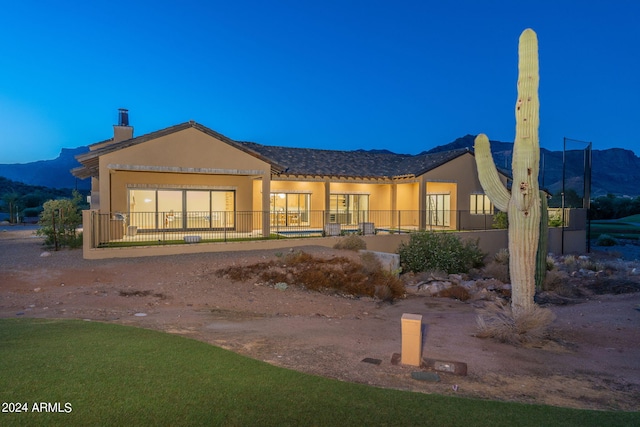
<box><xmin>72</xmin><ymin>121</ymin><xmax>287</xmax><ymax>178</ymax></box>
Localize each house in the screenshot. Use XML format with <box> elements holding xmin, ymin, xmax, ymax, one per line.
<box><xmin>72</xmin><ymin>110</ymin><xmax>509</xmax><ymax>250</ymax></box>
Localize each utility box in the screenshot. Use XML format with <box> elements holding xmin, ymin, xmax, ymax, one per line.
<box><xmin>324</xmin><ymin>223</ymin><xmax>341</xmax><ymax>236</ymax></box>
<box><xmin>401</xmin><ymin>313</ymin><xmax>423</xmax><ymax>366</ymax></box>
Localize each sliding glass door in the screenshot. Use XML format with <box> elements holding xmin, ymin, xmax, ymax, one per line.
<box><xmin>128</xmin><ymin>189</ymin><xmax>235</xmax><ymax>230</ymax></box>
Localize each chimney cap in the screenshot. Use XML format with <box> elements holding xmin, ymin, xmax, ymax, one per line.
<box><xmin>117</xmin><ymin>108</ymin><xmax>130</xmax><ymax>127</ymax></box>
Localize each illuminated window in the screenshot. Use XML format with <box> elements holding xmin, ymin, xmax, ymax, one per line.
<box><xmin>470</xmin><ymin>194</ymin><xmax>493</xmax><ymax>215</ymax></box>
<box><xmin>128</xmin><ymin>189</ymin><xmax>235</xmax><ymax>230</ymax></box>
<box><xmin>426</xmin><ymin>193</ymin><xmax>450</xmax><ymax>226</ymax></box>
<box><xmin>329</xmin><ymin>194</ymin><xmax>369</xmax><ymax>225</ymax></box>
<box><xmin>270</xmin><ymin>193</ymin><xmax>310</xmax><ymax>226</ymax></box>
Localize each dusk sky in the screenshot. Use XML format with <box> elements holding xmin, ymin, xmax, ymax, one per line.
<box><xmin>2</xmin><ymin>0</ymin><xmax>639</xmax><ymax>164</ymax></box>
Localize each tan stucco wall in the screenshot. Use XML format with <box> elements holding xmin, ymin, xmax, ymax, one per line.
<box><xmin>97</xmin><ymin>127</ymin><xmax>271</xmax><ymax>214</ymax></box>
<box><xmin>421</xmin><ymin>152</ymin><xmax>489</xmax><ymax>211</ymax></box>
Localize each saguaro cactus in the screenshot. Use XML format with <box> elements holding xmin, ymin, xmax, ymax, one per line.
<box><xmin>474</xmin><ymin>29</ymin><xmax>541</xmax><ymax>313</ymax></box>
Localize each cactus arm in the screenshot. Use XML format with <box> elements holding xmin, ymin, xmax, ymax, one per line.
<box><xmin>535</xmin><ymin>190</ymin><xmax>549</xmax><ymax>291</ymax></box>
<box><xmin>474</xmin><ymin>134</ymin><xmax>511</xmax><ymax>212</ymax></box>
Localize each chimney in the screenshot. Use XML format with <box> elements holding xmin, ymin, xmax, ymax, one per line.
<box><xmin>113</xmin><ymin>108</ymin><xmax>133</xmax><ymax>143</ymax></box>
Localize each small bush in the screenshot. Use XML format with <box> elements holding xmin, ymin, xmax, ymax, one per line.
<box><xmin>435</xmin><ymin>285</ymin><xmax>471</xmax><ymax>301</ymax></box>
<box><xmin>398</xmin><ymin>231</ymin><xmax>485</xmax><ymax>274</ymax></box>
<box><xmin>492</xmin><ymin>211</ymin><xmax>508</xmax><ymax>229</ymax></box>
<box><xmin>482</xmin><ymin>261</ymin><xmax>510</xmax><ymax>283</ymax></box>
<box><xmin>36</xmin><ymin>191</ymin><xmax>84</xmax><ymax>249</ymax></box>
<box><xmin>494</xmin><ymin>248</ymin><xmax>509</xmax><ymax>265</ymax></box>
<box><xmin>333</xmin><ymin>235</ymin><xmax>366</xmax><ymax>251</ymax></box>
<box><xmin>359</xmin><ymin>252</ymin><xmax>382</xmax><ymax>275</ymax></box>
<box><xmin>596</xmin><ymin>234</ymin><xmax>618</xmax><ymax>247</ymax></box>
<box><xmin>476</xmin><ymin>301</ymin><xmax>556</xmax><ymax>344</ymax></box>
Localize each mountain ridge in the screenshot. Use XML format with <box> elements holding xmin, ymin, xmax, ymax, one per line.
<box><xmin>0</xmin><ymin>136</ymin><xmax>638</xmax><ymax>197</ymax></box>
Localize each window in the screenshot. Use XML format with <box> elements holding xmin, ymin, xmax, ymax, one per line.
<box><xmin>270</xmin><ymin>193</ymin><xmax>310</xmax><ymax>226</ymax></box>
<box><xmin>329</xmin><ymin>194</ymin><xmax>369</xmax><ymax>225</ymax></box>
<box><xmin>470</xmin><ymin>194</ymin><xmax>493</xmax><ymax>215</ymax></box>
<box><xmin>128</xmin><ymin>189</ymin><xmax>235</xmax><ymax>230</ymax></box>
<box><xmin>426</xmin><ymin>193</ymin><xmax>450</xmax><ymax>226</ymax></box>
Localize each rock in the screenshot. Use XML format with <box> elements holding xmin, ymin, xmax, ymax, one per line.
<box><xmin>40</xmin><ymin>252</ymin><xmax>51</xmax><ymax>257</ymax></box>
<box><xmin>410</xmin><ymin>371</ymin><xmax>441</xmax><ymax>382</ymax></box>
<box><xmin>33</xmin><ymin>288</ymin><xmax>41</xmax><ymax>292</ymax></box>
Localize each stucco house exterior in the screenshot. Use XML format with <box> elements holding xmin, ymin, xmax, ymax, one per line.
<box><xmin>72</xmin><ymin>111</ymin><xmax>511</xmax><ymax>250</ymax></box>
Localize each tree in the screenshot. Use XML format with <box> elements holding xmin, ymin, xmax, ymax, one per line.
<box><xmin>36</xmin><ymin>191</ymin><xmax>84</xmax><ymax>249</ymax></box>
<box><xmin>2</xmin><ymin>191</ymin><xmax>20</xmax><ymax>223</ymax></box>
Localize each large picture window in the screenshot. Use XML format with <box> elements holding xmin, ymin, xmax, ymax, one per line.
<box><xmin>128</xmin><ymin>189</ymin><xmax>235</xmax><ymax>230</ymax></box>
<box><xmin>329</xmin><ymin>194</ymin><xmax>369</xmax><ymax>225</ymax></box>
<box><xmin>270</xmin><ymin>193</ymin><xmax>310</xmax><ymax>226</ymax></box>
<box><xmin>426</xmin><ymin>193</ymin><xmax>450</xmax><ymax>226</ymax></box>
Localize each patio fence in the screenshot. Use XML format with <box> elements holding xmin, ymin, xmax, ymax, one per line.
<box><xmin>89</xmin><ymin>209</ymin><xmax>577</xmax><ymax>247</ymax></box>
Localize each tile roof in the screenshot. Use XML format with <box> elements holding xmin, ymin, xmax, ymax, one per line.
<box><xmin>238</xmin><ymin>141</ymin><xmax>471</xmax><ymax>179</ymax></box>
<box><xmin>72</xmin><ymin>121</ymin><xmax>472</xmax><ymax>180</ymax></box>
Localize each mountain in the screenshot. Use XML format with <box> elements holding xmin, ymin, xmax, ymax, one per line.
<box><xmin>1</xmin><ymin>136</ymin><xmax>639</xmax><ymax>197</ymax></box>
<box><xmin>0</xmin><ymin>146</ymin><xmax>90</xmax><ymax>190</ymax></box>
<box><xmin>426</xmin><ymin>135</ymin><xmax>640</xmax><ymax>198</ymax></box>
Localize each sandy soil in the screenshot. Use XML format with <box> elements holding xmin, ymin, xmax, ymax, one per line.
<box><xmin>1</xmin><ymin>228</ymin><xmax>639</xmax><ymax>412</ymax></box>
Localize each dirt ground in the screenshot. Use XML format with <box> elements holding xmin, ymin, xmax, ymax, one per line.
<box><xmin>1</xmin><ymin>228</ymin><xmax>639</xmax><ymax>412</ymax></box>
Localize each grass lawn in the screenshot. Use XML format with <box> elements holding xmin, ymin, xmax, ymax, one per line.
<box><xmin>590</xmin><ymin>215</ymin><xmax>640</xmax><ymax>240</ymax></box>
<box><xmin>1</xmin><ymin>319</ymin><xmax>637</xmax><ymax>426</ymax></box>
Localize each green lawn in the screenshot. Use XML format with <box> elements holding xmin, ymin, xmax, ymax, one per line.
<box><xmin>590</xmin><ymin>215</ymin><xmax>640</xmax><ymax>240</ymax></box>
<box><xmin>0</xmin><ymin>319</ymin><xmax>637</xmax><ymax>426</ymax></box>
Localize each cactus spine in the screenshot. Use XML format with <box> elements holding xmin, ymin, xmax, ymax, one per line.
<box><xmin>535</xmin><ymin>190</ymin><xmax>549</xmax><ymax>291</ymax></box>
<box><xmin>474</xmin><ymin>29</ymin><xmax>541</xmax><ymax>313</ymax></box>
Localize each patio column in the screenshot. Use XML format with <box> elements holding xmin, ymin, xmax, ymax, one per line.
<box><xmin>324</xmin><ymin>180</ymin><xmax>331</xmax><ymax>224</ymax></box>
<box><xmin>419</xmin><ymin>178</ymin><xmax>426</xmax><ymax>231</ymax></box>
<box><xmin>261</xmin><ymin>172</ymin><xmax>271</xmax><ymax>237</ymax></box>
<box><xmin>391</xmin><ymin>183</ymin><xmax>397</xmax><ymax>228</ymax></box>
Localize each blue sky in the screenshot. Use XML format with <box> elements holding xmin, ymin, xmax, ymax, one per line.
<box><xmin>1</xmin><ymin>0</ymin><xmax>639</xmax><ymax>163</ymax></box>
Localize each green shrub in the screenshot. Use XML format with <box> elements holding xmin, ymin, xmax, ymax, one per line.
<box><xmin>398</xmin><ymin>231</ymin><xmax>485</xmax><ymax>274</ymax></box>
<box><xmin>596</xmin><ymin>233</ymin><xmax>618</xmax><ymax>247</ymax></box>
<box><xmin>492</xmin><ymin>211</ymin><xmax>508</xmax><ymax>229</ymax></box>
<box><xmin>36</xmin><ymin>191</ymin><xmax>83</xmax><ymax>249</ymax></box>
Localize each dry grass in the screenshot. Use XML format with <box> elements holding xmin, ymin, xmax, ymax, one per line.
<box><xmin>435</xmin><ymin>285</ymin><xmax>471</xmax><ymax>301</ymax></box>
<box><xmin>215</xmin><ymin>250</ymin><xmax>405</xmax><ymax>301</ymax></box>
<box><xmin>333</xmin><ymin>234</ymin><xmax>367</xmax><ymax>251</ymax></box>
<box><xmin>476</xmin><ymin>301</ymin><xmax>556</xmax><ymax>345</ymax></box>
<box><xmin>482</xmin><ymin>261</ymin><xmax>510</xmax><ymax>284</ymax></box>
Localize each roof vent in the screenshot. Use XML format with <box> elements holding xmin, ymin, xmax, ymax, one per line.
<box><xmin>118</xmin><ymin>108</ymin><xmax>129</xmax><ymax>127</ymax></box>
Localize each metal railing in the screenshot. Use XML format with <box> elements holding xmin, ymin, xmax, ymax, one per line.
<box><xmin>92</xmin><ymin>209</ymin><xmax>514</xmax><ymax>247</ymax></box>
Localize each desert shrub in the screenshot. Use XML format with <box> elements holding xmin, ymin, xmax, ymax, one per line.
<box><xmin>398</xmin><ymin>231</ymin><xmax>485</xmax><ymax>274</ymax></box>
<box><xmin>435</xmin><ymin>285</ymin><xmax>471</xmax><ymax>301</ymax></box>
<box><xmin>482</xmin><ymin>261</ymin><xmax>510</xmax><ymax>283</ymax></box>
<box><xmin>333</xmin><ymin>235</ymin><xmax>366</xmax><ymax>251</ymax></box>
<box><xmin>492</xmin><ymin>211</ymin><xmax>508</xmax><ymax>229</ymax></box>
<box><xmin>476</xmin><ymin>301</ymin><xmax>556</xmax><ymax>344</ymax></box>
<box><xmin>216</xmin><ymin>251</ymin><xmax>405</xmax><ymax>301</ymax></box>
<box><xmin>596</xmin><ymin>234</ymin><xmax>618</xmax><ymax>247</ymax></box>
<box><xmin>36</xmin><ymin>191</ymin><xmax>83</xmax><ymax>249</ymax></box>
<box><xmin>359</xmin><ymin>251</ymin><xmax>382</xmax><ymax>275</ymax></box>
<box><xmin>494</xmin><ymin>248</ymin><xmax>509</xmax><ymax>265</ymax></box>
<box><xmin>578</xmin><ymin>258</ymin><xmax>604</xmax><ymax>272</ymax></box>
<box><xmin>542</xmin><ymin>270</ymin><xmax>583</xmax><ymax>297</ymax></box>
<box><xmin>546</xmin><ymin>255</ymin><xmax>555</xmax><ymax>271</ymax></box>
